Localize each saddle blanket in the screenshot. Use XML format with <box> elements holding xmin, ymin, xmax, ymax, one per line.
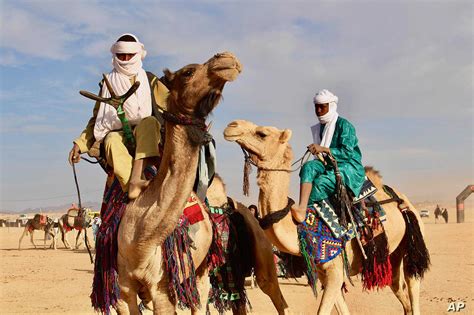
<box><xmin>298</xmin><ymin>206</ymin><xmax>343</xmax><ymax>264</ymax></box>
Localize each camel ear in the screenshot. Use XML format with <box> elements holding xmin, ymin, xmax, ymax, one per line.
<box><xmin>279</xmin><ymin>129</ymin><xmax>292</xmax><ymax>143</ymax></box>
<box><xmin>162</xmin><ymin>69</ymin><xmax>175</xmax><ymax>86</ymax></box>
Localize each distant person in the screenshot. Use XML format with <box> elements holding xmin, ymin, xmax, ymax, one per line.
<box><xmin>442</xmin><ymin>208</ymin><xmax>448</xmax><ymax>223</ymax></box>
<box><xmin>248</xmin><ymin>204</ymin><xmax>260</xmax><ymax>220</ymax></box>
<box><xmin>434</xmin><ymin>205</ymin><xmax>441</xmax><ymax>223</ymax></box>
<box><xmin>92</xmin><ymin>215</ymin><xmax>102</xmax><ymax>241</ymax></box>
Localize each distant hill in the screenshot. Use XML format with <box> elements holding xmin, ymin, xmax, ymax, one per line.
<box><xmin>0</xmin><ymin>201</ymin><xmax>101</xmax><ymax>214</ymax></box>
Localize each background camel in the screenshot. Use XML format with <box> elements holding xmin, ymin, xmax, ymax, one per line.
<box><xmin>224</xmin><ymin>120</ymin><xmax>429</xmax><ymax>315</ymax></box>
<box><xmin>18</xmin><ymin>214</ymin><xmax>56</xmax><ymax>250</ymax></box>
<box><xmin>207</xmin><ymin>174</ymin><xmax>289</xmax><ymax>314</ymax></box>
<box><xmin>116</xmin><ymin>52</ymin><xmax>242</xmax><ymax>314</ymax></box>
<box><xmin>58</xmin><ymin>208</ymin><xmax>92</xmax><ymax>250</ymax></box>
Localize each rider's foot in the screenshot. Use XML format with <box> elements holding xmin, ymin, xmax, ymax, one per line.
<box><xmin>291</xmin><ymin>204</ymin><xmax>307</xmax><ymax>224</ymax></box>
<box><xmin>128</xmin><ymin>179</ymin><xmax>150</xmax><ymax>200</ymax></box>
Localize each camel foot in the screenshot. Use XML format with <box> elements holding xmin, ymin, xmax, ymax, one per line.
<box><xmin>290</xmin><ymin>205</ymin><xmax>306</xmax><ymax>224</ymax></box>
<box><xmin>128</xmin><ymin>179</ymin><xmax>150</xmax><ymax>200</ymax></box>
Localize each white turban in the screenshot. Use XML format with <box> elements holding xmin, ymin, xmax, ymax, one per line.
<box><xmin>110</xmin><ymin>33</ymin><xmax>147</xmax><ymax>76</ymax></box>
<box><xmin>313</xmin><ymin>89</ymin><xmax>338</xmax><ymax>105</ymax></box>
<box><xmin>310</xmin><ymin>89</ymin><xmax>339</xmax><ymax>148</ymax></box>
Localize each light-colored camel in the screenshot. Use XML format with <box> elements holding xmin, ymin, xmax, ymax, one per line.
<box><xmin>207</xmin><ymin>174</ymin><xmax>289</xmax><ymax>314</ymax></box>
<box><xmin>18</xmin><ymin>214</ymin><xmax>57</xmax><ymax>250</ymax></box>
<box><xmin>224</xmin><ymin>120</ymin><xmax>427</xmax><ymax>315</ymax></box>
<box><xmin>116</xmin><ymin>52</ymin><xmax>242</xmax><ymax>315</ymax></box>
<box><xmin>58</xmin><ymin>208</ymin><xmax>92</xmax><ymax>250</ymax></box>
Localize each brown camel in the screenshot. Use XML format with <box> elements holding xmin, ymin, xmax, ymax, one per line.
<box><xmin>58</xmin><ymin>207</ymin><xmax>92</xmax><ymax>250</ymax></box>
<box><xmin>18</xmin><ymin>214</ymin><xmax>57</xmax><ymax>250</ymax></box>
<box><xmin>206</xmin><ymin>174</ymin><xmax>289</xmax><ymax>314</ymax></box>
<box><xmin>116</xmin><ymin>52</ymin><xmax>242</xmax><ymax>314</ymax></box>
<box><xmin>224</xmin><ymin>120</ymin><xmax>428</xmax><ymax>315</ymax></box>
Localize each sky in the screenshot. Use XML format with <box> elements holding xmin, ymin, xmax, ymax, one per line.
<box><xmin>0</xmin><ymin>0</ymin><xmax>472</xmax><ymax>212</ymax></box>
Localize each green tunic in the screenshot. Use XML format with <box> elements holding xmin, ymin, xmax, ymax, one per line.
<box><xmin>300</xmin><ymin>117</ymin><xmax>365</xmax><ymax>205</ymax></box>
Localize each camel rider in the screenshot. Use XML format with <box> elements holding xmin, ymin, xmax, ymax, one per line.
<box><xmin>291</xmin><ymin>89</ymin><xmax>366</xmax><ymax>223</ymax></box>
<box><xmin>68</xmin><ymin>34</ymin><xmax>169</xmax><ymax>199</ymax></box>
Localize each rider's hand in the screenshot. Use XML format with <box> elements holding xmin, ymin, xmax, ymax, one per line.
<box><xmin>307</xmin><ymin>143</ymin><xmax>330</xmax><ymax>156</ymax></box>
<box><xmin>68</xmin><ymin>143</ymin><xmax>81</xmax><ymax>165</ymax></box>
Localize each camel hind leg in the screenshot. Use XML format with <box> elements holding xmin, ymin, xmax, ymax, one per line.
<box><xmin>389</xmin><ymin>246</ymin><xmax>412</xmax><ymax>314</ymax></box>
<box><xmin>404</xmin><ymin>267</ymin><xmax>421</xmax><ymax>315</ymax></box>
<box><xmin>29</xmin><ymin>230</ymin><xmax>37</xmax><ymax>248</ymax></box>
<box><xmin>254</xmin><ymin>259</ymin><xmax>288</xmax><ymax>314</ymax></box>
<box><xmin>74</xmin><ymin>229</ymin><xmax>82</xmax><ymax>249</ymax></box>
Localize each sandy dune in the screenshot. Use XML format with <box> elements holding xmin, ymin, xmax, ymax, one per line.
<box><xmin>0</xmin><ymin>206</ymin><xmax>472</xmax><ymax>314</ymax></box>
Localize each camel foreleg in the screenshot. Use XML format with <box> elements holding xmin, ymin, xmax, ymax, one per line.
<box><xmin>18</xmin><ymin>228</ymin><xmax>28</xmax><ymax>250</ymax></box>
<box><xmin>152</xmin><ymin>278</ymin><xmax>176</xmax><ymax>315</ymax></box>
<box><xmin>334</xmin><ymin>291</ymin><xmax>350</xmax><ymax>315</ymax></box>
<box><xmin>191</xmin><ymin>263</ymin><xmax>210</xmax><ymax>315</ymax></box>
<box><xmin>317</xmin><ymin>256</ymin><xmax>345</xmax><ymax>315</ymax></box>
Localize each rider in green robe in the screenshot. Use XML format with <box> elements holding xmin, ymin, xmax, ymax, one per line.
<box><xmin>291</xmin><ymin>89</ymin><xmax>365</xmax><ymax>223</ymax></box>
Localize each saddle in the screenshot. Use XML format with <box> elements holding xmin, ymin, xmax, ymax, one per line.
<box><xmin>33</xmin><ymin>214</ymin><xmax>48</xmax><ymax>225</ymax></box>
<box><xmin>314</xmin><ymin>177</ymin><xmax>382</xmax><ymax>240</ymax></box>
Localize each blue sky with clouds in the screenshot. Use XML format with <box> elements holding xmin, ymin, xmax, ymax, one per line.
<box><xmin>1</xmin><ymin>1</ymin><xmax>472</xmax><ymax>211</ymax></box>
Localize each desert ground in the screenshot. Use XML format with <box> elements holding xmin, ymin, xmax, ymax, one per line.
<box><xmin>0</xmin><ymin>203</ymin><xmax>472</xmax><ymax>315</ymax></box>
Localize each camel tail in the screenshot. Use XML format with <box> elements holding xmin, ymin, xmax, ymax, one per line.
<box><xmin>402</xmin><ymin>210</ymin><xmax>431</xmax><ymax>279</ymax></box>
<box><xmin>364</xmin><ymin>166</ymin><xmax>383</xmax><ymax>190</ymax></box>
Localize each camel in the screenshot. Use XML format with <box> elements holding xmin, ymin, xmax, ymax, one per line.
<box><xmin>58</xmin><ymin>207</ymin><xmax>92</xmax><ymax>250</ymax></box>
<box><xmin>116</xmin><ymin>52</ymin><xmax>242</xmax><ymax>314</ymax></box>
<box><xmin>206</xmin><ymin>174</ymin><xmax>289</xmax><ymax>314</ymax></box>
<box><xmin>224</xmin><ymin>120</ymin><xmax>429</xmax><ymax>315</ymax></box>
<box><xmin>18</xmin><ymin>214</ymin><xmax>57</xmax><ymax>250</ymax></box>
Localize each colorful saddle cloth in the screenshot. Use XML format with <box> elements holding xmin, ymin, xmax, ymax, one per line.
<box><xmin>297</xmin><ymin>178</ymin><xmax>392</xmax><ymax>295</ymax></box>
<box><xmin>298</xmin><ymin>206</ymin><xmax>343</xmax><ymax>294</ymax></box>
<box><xmin>206</xmin><ymin>203</ymin><xmax>249</xmax><ymax>314</ymax></box>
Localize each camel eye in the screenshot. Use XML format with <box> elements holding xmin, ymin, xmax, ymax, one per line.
<box><xmin>256</xmin><ymin>131</ymin><xmax>267</xmax><ymax>138</ymax></box>
<box><xmin>183</xmin><ymin>69</ymin><xmax>194</xmax><ymax>77</ymax></box>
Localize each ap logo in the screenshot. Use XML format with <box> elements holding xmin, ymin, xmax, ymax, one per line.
<box><xmin>447</xmin><ymin>301</ymin><xmax>466</xmax><ymax>312</ymax></box>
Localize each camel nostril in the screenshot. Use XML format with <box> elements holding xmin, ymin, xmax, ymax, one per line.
<box><xmin>228</xmin><ymin>122</ymin><xmax>239</xmax><ymax>128</ymax></box>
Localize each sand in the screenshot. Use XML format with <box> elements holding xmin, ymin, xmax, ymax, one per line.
<box><xmin>0</xmin><ymin>205</ymin><xmax>472</xmax><ymax>315</ymax></box>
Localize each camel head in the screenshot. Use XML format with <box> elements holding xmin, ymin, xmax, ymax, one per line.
<box><xmin>224</xmin><ymin>120</ymin><xmax>293</xmax><ymax>169</ymax></box>
<box><xmin>162</xmin><ymin>52</ymin><xmax>242</xmax><ymax>119</ymax></box>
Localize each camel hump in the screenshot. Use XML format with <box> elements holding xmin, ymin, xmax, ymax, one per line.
<box><xmin>364</xmin><ymin>166</ymin><xmax>383</xmax><ymax>190</ymax></box>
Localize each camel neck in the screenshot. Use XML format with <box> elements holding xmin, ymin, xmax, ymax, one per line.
<box><xmin>134</xmin><ymin>121</ymin><xmax>202</xmax><ymax>247</ymax></box>
<box><xmin>257</xmin><ymin>158</ymin><xmax>299</xmax><ymax>255</ymax></box>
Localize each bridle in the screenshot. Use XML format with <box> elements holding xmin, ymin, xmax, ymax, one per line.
<box><xmin>241</xmin><ymin>147</ymin><xmax>311</xmax><ymax>196</ymax></box>
<box><xmin>241</xmin><ymin>147</ymin><xmax>311</xmax><ymax>173</ymax></box>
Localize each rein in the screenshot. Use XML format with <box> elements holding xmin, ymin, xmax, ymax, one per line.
<box><xmin>259</xmin><ymin>197</ymin><xmax>295</xmax><ymax>230</ymax></box>
<box><xmin>71</xmin><ymin>163</ymin><xmax>94</xmax><ymax>264</ymax></box>
<box><xmin>241</xmin><ymin>148</ymin><xmax>311</xmax><ymax>196</ymax></box>
<box><xmin>365</xmin><ymin>185</ymin><xmax>408</xmax><ymax>211</ymax></box>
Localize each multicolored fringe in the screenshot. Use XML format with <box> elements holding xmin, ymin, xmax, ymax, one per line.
<box><xmin>163</xmin><ymin>215</ymin><xmax>200</xmax><ymax>310</ymax></box>
<box><xmin>360</xmin><ymin>233</ymin><xmax>392</xmax><ymax>290</ymax></box>
<box><xmin>359</xmin><ymin>206</ymin><xmax>392</xmax><ymax>290</ymax></box>
<box><xmin>207</xmin><ymin>205</ymin><xmax>249</xmax><ymax>314</ymax></box>
<box><xmin>297</xmin><ymin>206</ymin><xmax>343</xmax><ymax>295</ymax></box>
<box><xmin>90</xmin><ymin>178</ymin><xmax>128</xmax><ymax>314</ymax></box>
